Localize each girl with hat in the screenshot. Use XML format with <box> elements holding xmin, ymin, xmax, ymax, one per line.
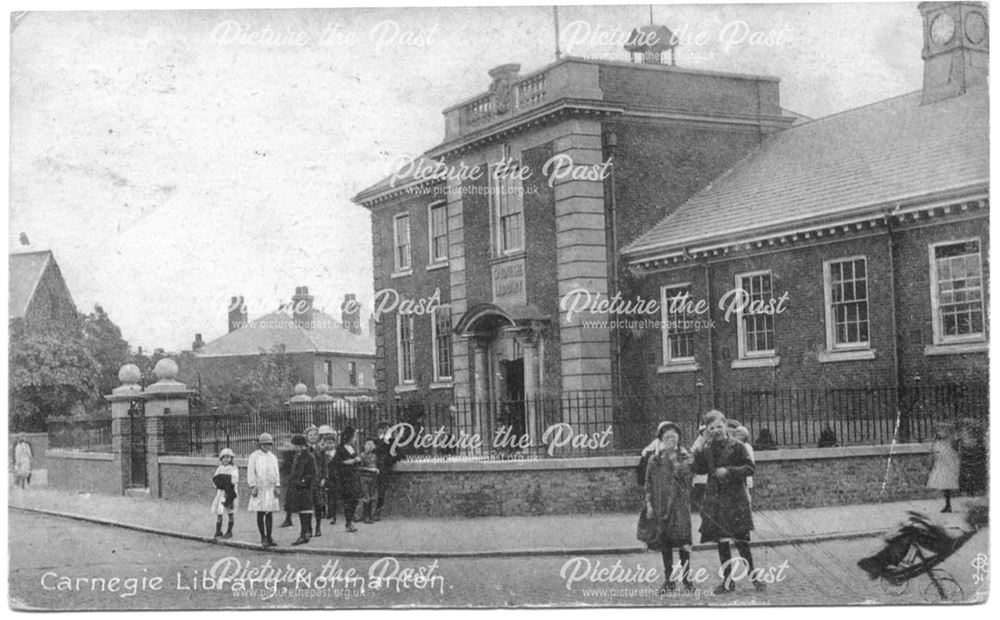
<box><xmin>305</xmin><ymin>425</ymin><xmax>327</xmax><ymax>538</ymax></box>
<box><xmin>927</xmin><ymin>421</ymin><xmax>961</xmax><ymax>512</ymax></box>
<box><xmin>318</xmin><ymin>426</ymin><xmax>341</xmax><ymax>525</ymax></box>
<box><xmin>286</xmin><ymin>434</ymin><xmax>318</xmax><ymax>545</ymax></box>
<box><xmin>644</xmin><ymin>421</ymin><xmax>694</xmax><ymax>592</ymax></box>
<box><xmin>247</xmin><ymin>433</ymin><xmax>281</xmax><ymax>548</ymax></box>
<box><xmin>211</xmin><ymin>448</ymin><xmax>239</xmax><ymax>540</ymax></box>
<box><xmin>332</xmin><ymin>426</ymin><xmax>363</xmax><ymax>533</ymax></box>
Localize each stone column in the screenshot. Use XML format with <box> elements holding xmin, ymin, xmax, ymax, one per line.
<box><xmin>472</xmin><ymin>339</ymin><xmax>488</xmax><ymax>433</ymax></box>
<box><xmin>141</xmin><ymin>358</ymin><xmax>192</xmax><ymax>498</ymax></box>
<box><xmin>105</xmin><ymin>364</ymin><xmax>144</xmax><ymax>496</ymax></box>
<box><xmin>517</xmin><ymin>328</ymin><xmax>541</xmax><ymax>445</ymax></box>
<box><xmin>288</xmin><ymin>383</ymin><xmax>314</xmax><ymax>432</ymax></box>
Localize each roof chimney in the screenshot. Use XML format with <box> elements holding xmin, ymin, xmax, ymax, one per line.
<box><xmin>920</xmin><ymin>2</ymin><xmax>988</xmax><ymax>104</ymax></box>
<box><xmin>292</xmin><ymin>286</ymin><xmax>315</xmax><ymax>329</ymax></box>
<box><xmin>341</xmin><ymin>293</ymin><xmax>361</xmax><ymax>335</ymax></box>
<box><xmin>228</xmin><ymin>295</ymin><xmax>248</xmax><ymax>333</ymax></box>
<box><xmin>192</xmin><ymin>333</ymin><xmax>204</xmax><ymax>352</ymax></box>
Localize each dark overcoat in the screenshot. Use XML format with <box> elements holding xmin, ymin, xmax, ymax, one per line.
<box><xmin>284</xmin><ymin>449</ymin><xmax>317</xmax><ymax>513</ymax></box>
<box><xmin>645</xmin><ymin>447</ymin><xmax>693</xmax><ymax>546</ymax></box>
<box><xmin>309</xmin><ymin>444</ymin><xmax>328</xmax><ymax>509</ymax></box>
<box><xmin>691</xmin><ymin>437</ymin><xmax>755</xmax><ymax>542</ymax></box>
<box><xmin>333</xmin><ymin>444</ymin><xmax>362</xmax><ymax>500</ymax></box>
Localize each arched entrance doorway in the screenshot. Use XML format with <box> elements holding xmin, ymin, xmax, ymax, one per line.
<box><xmin>455</xmin><ymin>303</ymin><xmax>546</xmax><ymax>444</ymax></box>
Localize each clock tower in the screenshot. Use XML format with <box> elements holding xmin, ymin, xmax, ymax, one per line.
<box><xmin>919</xmin><ymin>2</ymin><xmax>989</xmax><ymax>104</ymax></box>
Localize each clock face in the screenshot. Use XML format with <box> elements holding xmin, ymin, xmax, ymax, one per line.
<box><xmin>966</xmin><ymin>12</ymin><xmax>988</xmax><ymax>45</ymax></box>
<box><xmin>930</xmin><ymin>13</ymin><xmax>956</xmax><ymax>45</ymax></box>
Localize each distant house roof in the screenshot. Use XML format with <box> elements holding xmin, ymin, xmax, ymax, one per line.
<box><xmin>623</xmin><ymin>84</ymin><xmax>989</xmax><ymax>259</ymax></box>
<box><xmin>196</xmin><ymin>309</ymin><xmax>375</xmax><ymax>358</ymax></box>
<box><xmin>9</xmin><ymin>250</ymin><xmax>57</xmax><ymax>319</ymax></box>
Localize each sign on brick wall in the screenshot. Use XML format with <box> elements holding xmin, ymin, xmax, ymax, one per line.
<box><xmin>491</xmin><ymin>256</ymin><xmax>527</xmax><ymax>308</ymax></box>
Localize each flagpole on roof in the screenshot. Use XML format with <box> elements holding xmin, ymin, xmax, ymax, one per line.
<box><xmin>553</xmin><ymin>6</ymin><xmax>562</xmax><ymax>60</ymax></box>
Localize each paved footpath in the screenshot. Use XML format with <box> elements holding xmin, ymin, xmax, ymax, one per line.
<box><xmin>8</xmin><ymin>487</ymin><xmax>970</xmax><ymax>557</ymax></box>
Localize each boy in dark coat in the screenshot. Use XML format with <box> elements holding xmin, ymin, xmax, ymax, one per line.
<box><xmin>691</xmin><ymin>410</ymin><xmax>762</xmax><ymax>594</ymax></box>
<box><xmin>286</xmin><ymin>434</ymin><xmax>317</xmax><ymax>546</ymax></box>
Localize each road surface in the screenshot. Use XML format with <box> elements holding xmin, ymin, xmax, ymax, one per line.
<box><xmin>8</xmin><ymin>510</ymin><xmax>988</xmax><ymax>609</ymax></box>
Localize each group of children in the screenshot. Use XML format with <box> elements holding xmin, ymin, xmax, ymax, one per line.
<box><xmin>209</xmin><ymin>423</ymin><xmax>389</xmax><ymax>548</ymax></box>
<box><xmin>639</xmin><ymin>410</ymin><xmax>762</xmax><ymax>595</ymax></box>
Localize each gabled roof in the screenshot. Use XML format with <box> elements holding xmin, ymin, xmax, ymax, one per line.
<box><xmin>623</xmin><ymin>84</ymin><xmax>989</xmax><ymax>258</ymax></box>
<box><xmin>197</xmin><ymin>310</ymin><xmax>375</xmax><ymax>358</ymax></box>
<box><xmin>9</xmin><ymin>250</ymin><xmax>55</xmax><ymax>319</ymax></box>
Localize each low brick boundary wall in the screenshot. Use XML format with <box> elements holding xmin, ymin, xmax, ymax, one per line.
<box><xmin>46</xmin><ymin>450</ymin><xmax>120</xmax><ymax>496</ymax></box>
<box><xmin>383</xmin><ymin>444</ymin><xmax>937</xmax><ymax>517</ymax></box>
<box><xmin>47</xmin><ymin>444</ymin><xmax>938</xmax><ymax>517</ymax></box>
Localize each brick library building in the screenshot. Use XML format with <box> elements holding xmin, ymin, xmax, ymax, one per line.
<box><xmin>354</xmin><ymin>2</ymin><xmax>988</xmax><ymax>450</ymax></box>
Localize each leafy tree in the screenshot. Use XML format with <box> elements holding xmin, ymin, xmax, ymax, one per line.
<box><xmin>244</xmin><ymin>346</ymin><xmax>299</xmax><ymax>407</ymax></box>
<box><xmin>198</xmin><ymin>346</ymin><xmax>299</xmax><ymax>410</ymax></box>
<box><xmin>81</xmin><ymin>304</ymin><xmax>131</xmax><ymax>396</ymax></box>
<box><xmin>8</xmin><ymin>332</ymin><xmax>101</xmax><ymax>431</ymax></box>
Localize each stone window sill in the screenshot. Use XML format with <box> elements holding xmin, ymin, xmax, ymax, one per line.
<box><xmin>818</xmin><ymin>348</ymin><xmax>876</xmax><ymax>363</ymax></box>
<box><xmin>394</xmin><ymin>383</ymin><xmax>418</xmax><ymax>393</ymax></box>
<box><xmin>390</xmin><ymin>269</ymin><xmax>413</xmax><ymax>279</ymax></box>
<box><xmin>426</xmin><ymin>261</ymin><xmax>449</xmax><ymax>272</ymax></box>
<box><xmin>924</xmin><ymin>341</ymin><xmax>989</xmax><ymax>356</ymax></box>
<box><xmin>731</xmin><ymin>356</ymin><xmax>781</xmax><ymax>369</ymax></box>
<box><xmin>430</xmin><ymin>381</ymin><xmax>454</xmax><ymax>390</ymax></box>
<box><xmin>656</xmin><ymin>362</ymin><xmax>700</xmax><ymax>374</ymax></box>
<box><xmin>489</xmin><ymin>251</ymin><xmax>526</xmax><ymax>265</ymax></box>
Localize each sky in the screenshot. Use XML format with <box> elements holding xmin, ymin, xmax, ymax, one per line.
<box><xmin>8</xmin><ymin>3</ymin><xmax>926</xmax><ymax>352</ymax></box>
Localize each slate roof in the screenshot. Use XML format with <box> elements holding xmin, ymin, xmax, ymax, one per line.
<box><xmin>353</xmin><ymin>155</ymin><xmax>444</xmax><ymax>205</ymax></box>
<box><xmin>197</xmin><ymin>310</ymin><xmax>375</xmax><ymax>357</ymax></box>
<box><xmin>9</xmin><ymin>250</ymin><xmax>56</xmax><ymax>319</ymax></box>
<box><xmin>623</xmin><ymin>84</ymin><xmax>989</xmax><ymax>258</ymax></box>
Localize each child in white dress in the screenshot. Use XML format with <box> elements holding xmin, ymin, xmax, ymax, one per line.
<box><xmin>211</xmin><ymin>448</ymin><xmax>239</xmax><ymax>539</ymax></box>
<box><xmin>247</xmin><ymin>433</ymin><xmax>281</xmax><ymax>547</ymax></box>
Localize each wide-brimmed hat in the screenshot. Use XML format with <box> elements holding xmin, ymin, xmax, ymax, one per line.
<box><xmin>219</xmin><ymin>448</ymin><xmax>235</xmax><ymax>459</ymax></box>
<box><xmin>317</xmin><ymin>424</ymin><xmax>336</xmax><ymax>436</ymax></box>
<box><xmin>258</xmin><ymin>433</ymin><xmax>274</xmax><ymax>444</ymax></box>
<box><xmin>656</xmin><ymin>421</ymin><xmax>683</xmax><ymax>439</ymax></box>
<box><xmin>290</xmin><ymin>434</ymin><xmax>308</xmax><ymax>446</ymax></box>
<box><xmin>304</xmin><ymin>425</ymin><xmax>319</xmax><ymax>434</ymax></box>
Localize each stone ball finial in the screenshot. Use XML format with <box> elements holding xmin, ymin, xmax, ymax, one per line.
<box><xmin>294</xmin><ymin>383</ymin><xmax>308</xmax><ymax>396</ymax></box>
<box><xmin>316</xmin><ymin>383</ymin><xmax>330</xmax><ymax>395</ymax></box>
<box><xmin>118</xmin><ymin>364</ymin><xmax>142</xmax><ymax>386</ymax></box>
<box><xmin>153</xmin><ymin>358</ymin><xmax>179</xmax><ymax>381</ymax></box>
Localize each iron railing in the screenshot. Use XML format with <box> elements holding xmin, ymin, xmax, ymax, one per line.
<box><xmin>45</xmin><ymin>416</ymin><xmax>113</xmax><ymax>453</ymax></box>
<box><xmin>160</xmin><ymin>383</ymin><xmax>987</xmax><ymax>459</ymax></box>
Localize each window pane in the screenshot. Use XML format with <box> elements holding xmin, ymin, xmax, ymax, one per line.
<box><xmin>434</xmin><ymin>307</ymin><xmax>453</xmax><ymax>379</ymax></box>
<box><xmin>663</xmin><ymin>286</ymin><xmax>696</xmax><ymax>360</ymax></box>
<box><xmin>828</xmin><ymin>258</ymin><xmax>870</xmax><ymax>346</ymax></box>
<box><xmin>934</xmin><ymin>241</ymin><xmax>985</xmax><ymax>339</ymax></box>
<box><xmin>493</xmin><ymin>163</ymin><xmax>524</xmax><ymax>253</ymax></box>
<box><xmin>430</xmin><ymin>204</ymin><xmax>448</xmax><ymax>262</ymax></box>
<box><xmin>395</xmin><ymin>215</ymin><xmax>411</xmax><ymax>270</ymax></box>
